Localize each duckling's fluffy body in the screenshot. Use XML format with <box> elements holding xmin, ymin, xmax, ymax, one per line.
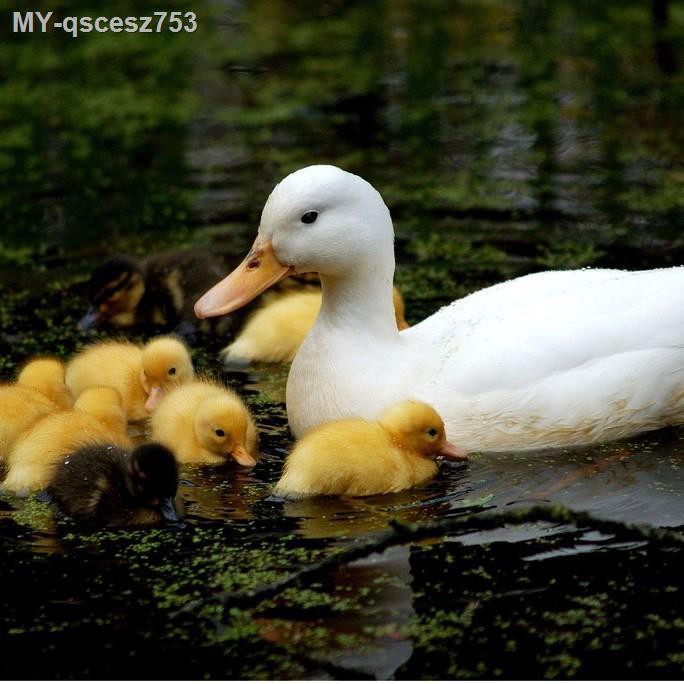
<box><xmin>151</xmin><ymin>380</ymin><xmax>258</xmax><ymax>466</ymax></box>
<box><xmin>65</xmin><ymin>336</ymin><xmax>193</xmax><ymax>421</ymax></box>
<box><xmin>0</xmin><ymin>358</ymin><xmax>70</xmax><ymax>460</ymax></box>
<box><xmin>274</xmin><ymin>400</ymin><xmax>448</xmax><ymax>499</ymax></box>
<box><xmin>2</xmin><ymin>387</ymin><xmax>131</xmax><ymax>495</ymax></box>
<box><xmin>0</xmin><ymin>387</ymin><xmax>56</xmax><ymax>461</ymax></box>
<box><xmin>221</xmin><ymin>287</ymin><xmax>409</xmax><ymax>364</ymax></box>
<box><xmin>47</xmin><ymin>443</ymin><xmax>182</xmax><ymax>527</ymax></box>
<box><xmin>17</xmin><ymin>358</ymin><xmax>71</xmax><ymax>409</ymax></box>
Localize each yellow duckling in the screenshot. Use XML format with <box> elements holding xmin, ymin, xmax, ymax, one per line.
<box><xmin>16</xmin><ymin>357</ymin><xmax>71</xmax><ymax>409</ymax></box>
<box><xmin>2</xmin><ymin>387</ymin><xmax>131</xmax><ymax>496</ymax></box>
<box><xmin>220</xmin><ymin>286</ymin><xmax>409</xmax><ymax>364</ymax></box>
<box><xmin>274</xmin><ymin>400</ymin><xmax>466</xmax><ymax>499</ymax></box>
<box><xmin>0</xmin><ymin>358</ymin><xmax>70</xmax><ymax>460</ymax></box>
<box><xmin>150</xmin><ymin>380</ymin><xmax>258</xmax><ymax>467</ymax></box>
<box><xmin>65</xmin><ymin>336</ymin><xmax>194</xmax><ymax>421</ymax></box>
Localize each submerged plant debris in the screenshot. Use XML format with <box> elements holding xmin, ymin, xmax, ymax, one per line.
<box><xmin>1</xmin><ymin>0</ymin><xmax>683</xmax><ymax>678</ymax></box>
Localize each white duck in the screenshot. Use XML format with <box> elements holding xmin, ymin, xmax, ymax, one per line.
<box><xmin>195</xmin><ymin>165</ymin><xmax>684</xmax><ymax>452</ymax></box>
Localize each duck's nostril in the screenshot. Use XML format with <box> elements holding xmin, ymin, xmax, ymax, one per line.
<box><xmin>247</xmin><ymin>258</ymin><xmax>261</xmax><ymax>270</ymax></box>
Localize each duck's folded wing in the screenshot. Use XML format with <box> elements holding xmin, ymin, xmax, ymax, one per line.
<box><xmin>404</xmin><ymin>267</ymin><xmax>684</xmax><ymax>395</ymax></box>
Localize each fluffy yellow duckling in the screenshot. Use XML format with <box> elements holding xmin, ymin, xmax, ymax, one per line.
<box><xmin>150</xmin><ymin>380</ymin><xmax>258</xmax><ymax>467</ymax></box>
<box><xmin>274</xmin><ymin>400</ymin><xmax>466</xmax><ymax>499</ymax></box>
<box><xmin>220</xmin><ymin>286</ymin><xmax>409</xmax><ymax>364</ymax></box>
<box><xmin>2</xmin><ymin>387</ymin><xmax>131</xmax><ymax>496</ymax></box>
<box><xmin>16</xmin><ymin>357</ymin><xmax>71</xmax><ymax>409</ymax></box>
<box><xmin>0</xmin><ymin>358</ymin><xmax>70</xmax><ymax>460</ymax></box>
<box><xmin>65</xmin><ymin>336</ymin><xmax>194</xmax><ymax>421</ymax></box>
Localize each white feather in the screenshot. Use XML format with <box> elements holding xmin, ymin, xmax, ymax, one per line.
<box><xmin>252</xmin><ymin>166</ymin><xmax>684</xmax><ymax>451</ymax></box>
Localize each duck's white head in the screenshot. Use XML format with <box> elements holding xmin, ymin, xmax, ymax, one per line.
<box><xmin>195</xmin><ymin>165</ymin><xmax>394</xmax><ymax>318</ymax></box>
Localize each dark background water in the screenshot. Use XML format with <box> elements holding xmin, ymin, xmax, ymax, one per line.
<box><xmin>0</xmin><ymin>0</ymin><xmax>683</xmax><ymax>678</ymax></box>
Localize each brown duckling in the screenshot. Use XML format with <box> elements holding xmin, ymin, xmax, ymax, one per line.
<box><xmin>2</xmin><ymin>387</ymin><xmax>131</xmax><ymax>496</ymax></box>
<box><xmin>151</xmin><ymin>380</ymin><xmax>258</xmax><ymax>466</ymax></box>
<box><xmin>47</xmin><ymin>442</ymin><xmax>183</xmax><ymax>527</ymax></box>
<box><xmin>0</xmin><ymin>358</ymin><xmax>70</xmax><ymax>460</ymax></box>
<box><xmin>79</xmin><ymin>251</ymin><xmax>229</xmax><ymax>332</ymax></box>
<box><xmin>274</xmin><ymin>400</ymin><xmax>466</xmax><ymax>499</ymax></box>
<box><xmin>65</xmin><ymin>336</ymin><xmax>194</xmax><ymax>421</ymax></box>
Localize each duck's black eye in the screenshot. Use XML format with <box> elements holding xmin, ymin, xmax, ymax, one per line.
<box><xmin>427</xmin><ymin>428</ymin><xmax>439</xmax><ymax>437</ymax></box>
<box><xmin>215</xmin><ymin>429</ymin><xmax>225</xmax><ymax>437</ymax></box>
<box><xmin>168</xmin><ymin>367</ymin><xmax>176</xmax><ymax>376</ymax></box>
<box><xmin>301</xmin><ymin>211</ymin><xmax>318</xmax><ymax>224</ymax></box>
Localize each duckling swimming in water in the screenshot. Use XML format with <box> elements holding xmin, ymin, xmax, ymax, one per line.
<box><xmin>220</xmin><ymin>286</ymin><xmax>409</xmax><ymax>365</ymax></box>
<box><xmin>0</xmin><ymin>358</ymin><xmax>70</xmax><ymax>461</ymax></box>
<box><xmin>3</xmin><ymin>387</ymin><xmax>131</xmax><ymax>496</ymax></box>
<box><xmin>79</xmin><ymin>250</ymin><xmax>229</xmax><ymax>332</ymax></box>
<box><xmin>274</xmin><ymin>400</ymin><xmax>466</xmax><ymax>499</ymax></box>
<box><xmin>65</xmin><ymin>336</ymin><xmax>194</xmax><ymax>421</ymax></box>
<box><xmin>47</xmin><ymin>442</ymin><xmax>182</xmax><ymax>527</ymax></box>
<box><xmin>151</xmin><ymin>380</ymin><xmax>258</xmax><ymax>466</ymax></box>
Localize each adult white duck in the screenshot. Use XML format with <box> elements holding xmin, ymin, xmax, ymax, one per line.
<box><xmin>195</xmin><ymin>165</ymin><xmax>684</xmax><ymax>452</ymax></box>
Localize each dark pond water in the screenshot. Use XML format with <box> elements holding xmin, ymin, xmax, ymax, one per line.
<box><xmin>1</xmin><ymin>0</ymin><xmax>683</xmax><ymax>678</ymax></box>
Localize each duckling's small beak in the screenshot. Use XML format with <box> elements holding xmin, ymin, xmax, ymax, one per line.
<box><xmin>160</xmin><ymin>497</ymin><xmax>183</xmax><ymax>525</ymax></box>
<box><xmin>78</xmin><ymin>306</ymin><xmax>100</xmax><ymax>330</ymax></box>
<box><xmin>230</xmin><ymin>444</ymin><xmax>257</xmax><ymax>467</ymax></box>
<box><xmin>439</xmin><ymin>441</ymin><xmax>468</xmax><ymax>460</ymax></box>
<box><xmin>144</xmin><ymin>386</ymin><xmax>163</xmax><ymax>412</ymax></box>
<box><xmin>194</xmin><ymin>237</ymin><xmax>293</xmax><ymax>319</ymax></box>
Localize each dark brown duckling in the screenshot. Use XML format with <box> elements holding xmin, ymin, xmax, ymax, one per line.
<box><xmin>47</xmin><ymin>442</ymin><xmax>183</xmax><ymax>527</ymax></box>
<box><xmin>79</xmin><ymin>250</ymin><xmax>228</xmax><ymax>333</ymax></box>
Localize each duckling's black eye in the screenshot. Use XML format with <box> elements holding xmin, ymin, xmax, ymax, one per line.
<box><xmin>168</xmin><ymin>367</ymin><xmax>176</xmax><ymax>376</ymax></box>
<box><xmin>427</xmin><ymin>428</ymin><xmax>439</xmax><ymax>437</ymax></box>
<box><xmin>301</xmin><ymin>211</ymin><xmax>318</xmax><ymax>224</ymax></box>
<box><xmin>215</xmin><ymin>429</ymin><xmax>225</xmax><ymax>437</ymax></box>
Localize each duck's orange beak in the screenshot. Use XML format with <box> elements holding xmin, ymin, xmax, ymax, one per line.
<box><xmin>439</xmin><ymin>441</ymin><xmax>468</xmax><ymax>461</ymax></box>
<box><xmin>195</xmin><ymin>237</ymin><xmax>293</xmax><ymax>319</ymax></box>
<box><xmin>231</xmin><ymin>444</ymin><xmax>257</xmax><ymax>467</ymax></box>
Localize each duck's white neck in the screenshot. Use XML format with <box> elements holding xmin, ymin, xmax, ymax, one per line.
<box><xmin>316</xmin><ymin>253</ymin><xmax>398</xmax><ymax>339</ymax></box>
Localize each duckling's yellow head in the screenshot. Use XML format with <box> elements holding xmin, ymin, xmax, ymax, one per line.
<box><xmin>141</xmin><ymin>337</ymin><xmax>194</xmax><ymax>412</ymax></box>
<box><xmin>378</xmin><ymin>400</ymin><xmax>466</xmax><ymax>460</ymax></box>
<box><xmin>17</xmin><ymin>357</ymin><xmax>70</xmax><ymax>408</ymax></box>
<box><xmin>194</xmin><ymin>395</ymin><xmax>257</xmax><ymax>467</ymax></box>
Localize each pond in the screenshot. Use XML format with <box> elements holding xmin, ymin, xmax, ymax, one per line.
<box><xmin>1</xmin><ymin>0</ymin><xmax>683</xmax><ymax>678</ymax></box>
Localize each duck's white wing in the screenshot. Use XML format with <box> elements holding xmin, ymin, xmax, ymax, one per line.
<box><xmin>403</xmin><ymin>267</ymin><xmax>684</xmax><ymax>448</ymax></box>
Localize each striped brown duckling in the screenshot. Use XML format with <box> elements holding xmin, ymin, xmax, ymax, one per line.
<box><xmin>79</xmin><ymin>250</ymin><xmax>228</xmax><ymax>332</ymax></box>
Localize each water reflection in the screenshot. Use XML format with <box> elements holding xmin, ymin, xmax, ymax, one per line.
<box><xmin>256</xmin><ymin>545</ymin><xmax>415</xmax><ymax>679</ymax></box>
